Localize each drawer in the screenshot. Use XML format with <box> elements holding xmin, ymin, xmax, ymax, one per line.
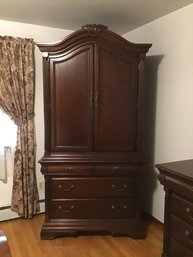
<box><xmin>169</xmin><ymin>237</ymin><xmax>193</xmax><ymax>257</ymax></box>
<box><xmin>50</xmin><ymin>177</ymin><xmax>135</xmax><ymax>198</ymax></box>
<box><xmin>94</xmin><ymin>164</ymin><xmax>140</xmax><ymax>176</ymax></box>
<box><xmin>171</xmin><ymin>194</ymin><xmax>193</xmax><ymax>225</ymax></box>
<box><xmin>166</xmin><ymin>177</ymin><xmax>193</xmax><ymax>201</ymax></box>
<box><xmin>50</xmin><ymin>199</ymin><xmax>135</xmax><ymax>219</ymax></box>
<box><xmin>47</xmin><ymin>164</ymin><xmax>93</xmax><ymax>175</ymax></box>
<box><xmin>171</xmin><ymin>216</ymin><xmax>193</xmax><ymax>251</ymax></box>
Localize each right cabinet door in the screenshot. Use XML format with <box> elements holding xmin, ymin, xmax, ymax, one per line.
<box><xmin>94</xmin><ymin>45</ymin><xmax>139</xmax><ymax>152</ymax></box>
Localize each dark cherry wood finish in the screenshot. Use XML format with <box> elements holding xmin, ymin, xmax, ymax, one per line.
<box><xmin>0</xmin><ymin>231</ymin><xmax>12</xmax><ymax>257</ymax></box>
<box><xmin>157</xmin><ymin>159</ymin><xmax>193</xmax><ymax>257</ymax></box>
<box><xmin>37</xmin><ymin>24</ymin><xmax>151</xmax><ymax>239</ymax></box>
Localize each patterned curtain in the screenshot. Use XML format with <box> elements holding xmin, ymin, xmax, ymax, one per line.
<box><xmin>0</xmin><ymin>36</ymin><xmax>40</xmax><ymax>218</ymax></box>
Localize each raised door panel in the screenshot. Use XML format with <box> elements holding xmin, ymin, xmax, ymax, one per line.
<box><xmin>94</xmin><ymin>46</ymin><xmax>138</xmax><ymax>151</ymax></box>
<box><xmin>49</xmin><ymin>45</ymin><xmax>93</xmax><ymax>151</ymax></box>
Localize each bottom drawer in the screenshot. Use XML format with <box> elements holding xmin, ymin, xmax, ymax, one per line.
<box><xmin>50</xmin><ymin>199</ymin><xmax>135</xmax><ymax>219</ymax></box>
<box><xmin>169</xmin><ymin>237</ymin><xmax>193</xmax><ymax>257</ymax></box>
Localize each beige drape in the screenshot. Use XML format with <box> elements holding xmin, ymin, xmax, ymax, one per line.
<box><xmin>0</xmin><ymin>36</ymin><xmax>40</xmax><ymax>218</ymax></box>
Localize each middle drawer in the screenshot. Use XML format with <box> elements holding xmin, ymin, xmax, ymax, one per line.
<box><xmin>50</xmin><ymin>177</ymin><xmax>135</xmax><ymax>198</ymax></box>
<box><xmin>171</xmin><ymin>193</ymin><xmax>193</xmax><ymax>225</ymax></box>
<box><xmin>171</xmin><ymin>215</ymin><xmax>193</xmax><ymax>251</ymax></box>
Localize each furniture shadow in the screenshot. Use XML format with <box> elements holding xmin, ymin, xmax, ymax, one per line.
<box><xmin>141</xmin><ymin>55</ymin><xmax>164</xmax><ymax>215</ymax></box>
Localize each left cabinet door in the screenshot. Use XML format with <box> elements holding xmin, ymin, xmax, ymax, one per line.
<box><xmin>48</xmin><ymin>45</ymin><xmax>94</xmax><ymax>152</ymax></box>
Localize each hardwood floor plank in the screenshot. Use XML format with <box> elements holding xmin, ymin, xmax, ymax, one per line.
<box><xmin>0</xmin><ymin>214</ymin><xmax>163</xmax><ymax>257</ymax></box>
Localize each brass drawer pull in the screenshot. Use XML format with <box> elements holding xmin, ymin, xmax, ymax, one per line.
<box><xmin>113</xmin><ymin>166</ymin><xmax>119</xmax><ymax>170</ymax></box>
<box><xmin>112</xmin><ymin>184</ymin><xmax>127</xmax><ymax>192</ymax></box>
<box><xmin>95</xmin><ymin>92</ymin><xmax>99</xmax><ymax>106</ymax></box>
<box><xmin>185</xmin><ymin>230</ymin><xmax>193</xmax><ymax>244</ymax></box>
<box><xmin>65</xmin><ymin>166</ymin><xmax>76</xmax><ymax>171</ymax></box>
<box><xmin>89</xmin><ymin>91</ymin><xmax>93</xmax><ymax>106</ymax></box>
<box><xmin>186</xmin><ymin>186</ymin><xmax>193</xmax><ymax>192</ymax></box>
<box><xmin>111</xmin><ymin>205</ymin><xmax>127</xmax><ymax>211</ymax></box>
<box><xmin>58</xmin><ymin>205</ymin><xmax>74</xmax><ymax>213</ymax></box>
<box><xmin>58</xmin><ymin>184</ymin><xmax>74</xmax><ymax>192</ymax></box>
<box><xmin>186</xmin><ymin>208</ymin><xmax>193</xmax><ymax>221</ymax></box>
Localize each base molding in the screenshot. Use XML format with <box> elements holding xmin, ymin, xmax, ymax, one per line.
<box><xmin>40</xmin><ymin>218</ymin><xmax>147</xmax><ymax>240</ymax></box>
<box><xmin>0</xmin><ymin>201</ymin><xmax>45</xmax><ymax>221</ymax></box>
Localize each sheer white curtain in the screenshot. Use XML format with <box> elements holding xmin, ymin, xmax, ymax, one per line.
<box><xmin>0</xmin><ymin>109</ymin><xmax>17</xmax><ymax>183</ymax></box>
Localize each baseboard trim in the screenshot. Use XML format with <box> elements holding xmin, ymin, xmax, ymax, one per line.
<box><xmin>0</xmin><ymin>200</ymin><xmax>45</xmax><ymax>221</ymax></box>
<box><xmin>0</xmin><ymin>205</ymin><xmax>10</xmax><ymax>211</ymax></box>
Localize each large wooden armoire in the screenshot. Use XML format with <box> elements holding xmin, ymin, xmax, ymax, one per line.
<box><xmin>37</xmin><ymin>24</ymin><xmax>152</xmax><ymax>239</ymax></box>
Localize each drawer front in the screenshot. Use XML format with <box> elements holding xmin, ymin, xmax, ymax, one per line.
<box><xmin>94</xmin><ymin>164</ymin><xmax>140</xmax><ymax>176</ymax></box>
<box><xmin>171</xmin><ymin>216</ymin><xmax>193</xmax><ymax>251</ymax></box>
<box><xmin>169</xmin><ymin>237</ymin><xmax>193</xmax><ymax>257</ymax></box>
<box><xmin>171</xmin><ymin>194</ymin><xmax>193</xmax><ymax>225</ymax></box>
<box><xmin>50</xmin><ymin>199</ymin><xmax>135</xmax><ymax>219</ymax></box>
<box><xmin>50</xmin><ymin>177</ymin><xmax>135</xmax><ymax>198</ymax></box>
<box><xmin>47</xmin><ymin>164</ymin><xmax>93</xmax><ymax>175</ymax></box>
<box><xmin>166</xmin><ymin>177</ymin><xmax>193</xmax><ymax>201</ymax></box>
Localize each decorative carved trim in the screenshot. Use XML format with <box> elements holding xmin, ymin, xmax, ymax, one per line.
<box><xmin>44</xmin><ymin>175</ymin><xmax>50</xmax><ymax>183</ymax></box>
<box><xmin>44</xmin><ymin>150</ymin><xmax>50</xmax><ymax>156</ymax></box>
<box><xmin>158</xmin><ymin>173</ymin><xmax>166</xmax><ymax>185</ymax></box>
<box><xmin>138</xmin><ymin>58</ymin><xmax>144</xmax><ymax>71</ymax></box>
<box><xmin>41</xmin><ymin>166</ymin><xmax>48</xmax><ymax>175</ymax></box>
<box><xmin>42</xmin><ymin>52</ymin><xmax>48</xmax><ymax>58</ymax></box>
<box><xmin>82</xmin><ymin>24</ymin><xmax>108</xmax><ymax>33</ymax></box>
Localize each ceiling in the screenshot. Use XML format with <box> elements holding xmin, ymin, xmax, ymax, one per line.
<box><xmin>0</xmin><ymin>0</ymin><xmax>192</xmax><ymax>34</ymax></box>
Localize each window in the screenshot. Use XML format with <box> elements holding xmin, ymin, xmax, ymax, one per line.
<box><xmin>0</xmin><ymin>109</ymin><xmax>17</xmax><ymax>182</ymax></box>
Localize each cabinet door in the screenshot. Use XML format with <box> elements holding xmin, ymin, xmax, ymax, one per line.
<box><xmin>49</xmin><ymin>45</ymin><xmax>93</xmax><ymax>151</ymax></box>
<box><xmin>94</xmin><ymin>45</ymin><xmax>138</xmax><ymax>151</ymax></box>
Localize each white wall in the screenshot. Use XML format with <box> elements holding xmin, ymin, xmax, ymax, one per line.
<box><xmin>0</xmin><ymin>20</ymin><xmax>73</xmax><ymax>219</ymax></box>
<box><xmin>123</xmin><ymin>4</ymin><xmax>193</xmax><ymax>222</ymax></box>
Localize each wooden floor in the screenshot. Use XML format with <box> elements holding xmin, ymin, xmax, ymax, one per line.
<box><xmin>0</xmin><ymin>214</ymin><xmax>163</xmax><ymax>257</ymax></box>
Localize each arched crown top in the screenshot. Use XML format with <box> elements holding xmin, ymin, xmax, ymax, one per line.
<box><xmin>37</xmin><ymin>24</ymin><xmax>152</xmax><ymax>55</ymax></box>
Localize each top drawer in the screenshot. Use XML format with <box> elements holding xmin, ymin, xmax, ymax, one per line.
<box><xmin>165</xmin><ymin>177</ymin><xmax>193</xmax><ymax>201</ymax></box>
<box><xmin>94</xmin><ymin>164</ymin><xmax>140</xmax><ymax>176</ymax></box>
<box><xmin>43</xmin><ymin>163</ymin><xmax>142</xmax><ymax>176</ymax></box>
<box><xmin>46</xmin><ymin>164</ymin><xmax>93</xmax><ymax>175</ymax></box>
<box><xmin>171</xmin><ymin>194</ymin><xmax>193</xmax><ymax>225</ymax></box>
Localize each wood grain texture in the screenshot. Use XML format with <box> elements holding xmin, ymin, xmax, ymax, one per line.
<box><xmin>0</xmin><ymin>231</ymin><xmax>12</xmax><ymax>257</ymax></box>
<box><xmin>38</xmin><ymin>24</ymin><xmax>152</xmax><ymax>239</ymax></box>
<box><xmin>157</xmin><ymin>159</ymin><xmax>193</xmax><ymax>257</ymax></box>
<box><xmin>0</xmin><ymin>214</ymin><xmax>163</xmax><ymax>257</ymax></box>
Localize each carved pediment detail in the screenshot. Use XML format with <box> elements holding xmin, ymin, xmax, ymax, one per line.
<box><xmin>82</xmin><ymin>24</ymin><xmax>108</xmax><ymax>33</ymax></box>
